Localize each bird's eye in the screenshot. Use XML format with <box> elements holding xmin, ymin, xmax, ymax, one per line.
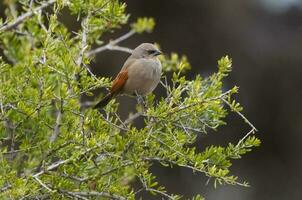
<box><xmin>147</xmin><ymin>50</ymin><xmax>156</xmax><ymax>54</ymax></box>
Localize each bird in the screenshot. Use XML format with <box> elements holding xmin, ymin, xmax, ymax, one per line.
<box><xmin>94</xmin><ymin>43</ymin><xmax>162</xmax><ymax>109</ymax></box>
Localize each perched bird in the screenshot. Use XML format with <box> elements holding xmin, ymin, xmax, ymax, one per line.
<box><xmin>94</xmin><ymin>43</ymin><xmax>162</xmax><ymax>108</ymax></box>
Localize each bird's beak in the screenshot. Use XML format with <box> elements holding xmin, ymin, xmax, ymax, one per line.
<box><xmin>153</xmin><ymin>50</ymin><xmax>162</xmax><ymax>56</ymax></box>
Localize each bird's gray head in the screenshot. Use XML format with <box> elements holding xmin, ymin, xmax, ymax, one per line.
<box><xmin>131</xmin><ymin>43</ymin><xmax>162</xmax><ymax>59</ymax></box>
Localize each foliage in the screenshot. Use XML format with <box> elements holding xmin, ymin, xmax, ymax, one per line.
<box><xmin>131</xmin><ymin>17</ymin><xmax>155</xmax><ymax>34</ymax></box>
<box><xmin>0</xmin><ymin>0</ymin><xmax>260</xmax><ymax>199</ymax></box>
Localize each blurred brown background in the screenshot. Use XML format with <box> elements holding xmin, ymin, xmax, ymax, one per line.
<box><xmin>2</xmin><ymin>0</ymin><xmax>302</xmax><ymax>199</ymax></box>
<box><xmin>96</xmin><ymin>1</ymin><xmax>302</xmax><ymax>199</ymax></box>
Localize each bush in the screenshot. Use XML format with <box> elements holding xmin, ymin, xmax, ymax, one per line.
<box><xmin>0</xmin><ymin>0</ymin><xmax>260</xmax><ymax>199</ymax></box>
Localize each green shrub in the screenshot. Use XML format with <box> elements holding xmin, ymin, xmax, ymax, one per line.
<box><xmin>0</xmin><ymin>1</ymin><xmax>259</xmax><ymax>199</ymax></box>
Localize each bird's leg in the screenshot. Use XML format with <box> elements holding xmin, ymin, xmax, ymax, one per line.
<box><xmin>134</xmin><ymin>91</ymin><xmax>146</xmax><ymax>112</ymax></box>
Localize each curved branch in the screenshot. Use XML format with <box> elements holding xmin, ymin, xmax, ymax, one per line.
<box><xmin>86</xmin><ymin>30</ymin><xmax>135</xmax><ymax>57</ymax></box>
<box><xmin>68</xmin><ymin>191</ymin><xmax>126</xmax><ymax>200</ymax></box>
<box><xmin>0</xmin><ymin>0</ymin><xmax>56</xmax><ymax>32</ymax></box>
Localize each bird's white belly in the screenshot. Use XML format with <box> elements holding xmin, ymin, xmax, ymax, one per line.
<box><xmin>123</xmin><ymin>59</ymin><xmax>162</xmax><ymax>95</ymax></box>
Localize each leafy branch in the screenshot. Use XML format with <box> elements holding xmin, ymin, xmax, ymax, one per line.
<box><xmin>0</xmin><ymin>1</ymin><xmax>260</xmax><ymax>199</ymax></box>
<box><xmin>0</xmin><ymin>0</ymin><xmax>56</xmax><ymax>32</ymax></box>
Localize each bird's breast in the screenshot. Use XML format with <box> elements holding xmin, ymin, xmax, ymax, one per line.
<box><xmin>123</xmin><ymin>58</ymin><xmax>162</xmax><ymax>95</ymax></box>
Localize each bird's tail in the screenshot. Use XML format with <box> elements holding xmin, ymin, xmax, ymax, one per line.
<box><xmin>94</xmin><ymin>93</ymin><xmax>114</xmax><ymax>109</ymax></box>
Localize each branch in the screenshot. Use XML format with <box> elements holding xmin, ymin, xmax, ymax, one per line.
<box><xmin>35</xmin><ymin>141</ymin><xmax>74</xmax><ymax>173</ymax></box>
<box><xmin>55</xmin><ymin>172</ymin><xmax>87</xmax><ymax>182</ymax></box>
<box><xmin>143</xmin><ymin>157</ymin><xmax>249</xmax><ymax>187</ymax></box>
<box><xmin>145</xmin><ymin>188</ymin><xmax>175</xmax><ymax>200</ymax></box>
<box><xmin>220</xmin><ymin>98</ymin><xmax>258</xmax><ymax>148</ymax></box>
<box><xmin>221</xmin><ymin>98</ymin><xmax>258</xmax><ymax>131</ymax></box>
<box><xmin>76</xmin><ymin>18</ymin><xmax>88</xmax><ymax>67</ymax></box>
<box><xmin>124</xmin><ymin>112</ymin><xmax>141</xmax><ymax>125</ymax></box>
<box><xmin>139</xmin><ymin>176</ymin><xmax>175</xmax><ymax>200</ymax></box>
<box><xmin>66</xmin><ymin>191</ymin><xmax>127</xmax><ymax>200</ymax></box>
<box><xmin>236</xmin><ymin>128</ymin><xmax>257</xmax><ymax>148</ymax></box>
<box><xmin>100</xmin><ymin>114</ymin><xmax>129</xmax><ymax>131</ymax></box>
<box><xmin>76</xmin><ymin>16</ymin><xmax>91</xmax><ymax>145</ymax></box>
<box><xmin>58</xmin><ymin>189</ymin><xmax>89</xmax><ymax>200</ymax></box>
<box><xmin>0</xmin><ymin>184</ymin><xmax>11</xmax><ymax>193</ymax></box>
<box><xmin>33</xmin><ymin>176</ymin><xmax>53</xmax><ymax>192</ymax></box>
<box><xmin>166</xmin><ymin>89</ymin><xmax>233</xmax><ymax>116</ymax></box>
<box><xmin>101</xmin><ymin>162</ymin><xmax>133</xmax><ymax>176</ymax></box>
<box><xmin>33</xmin><ymin>147</ymin><xmax>97</xmax><ymax>178</ymax></box>
<box><xmin>49</xmin><ymin>98</ymin><xmax>63</xmax><ymax>143</ymax></box>
<box><xmin>0</xmin><ymin>0</ymin><xmax>56</xmax><ymax>32</ymax></box>
<box><xmin>86</xmin><ymin>30</ymin><xmax>135</xmax><ymax>57</ymax></box>
<box><xmin>142</xmin><ymin>90</ymin><xmax>234</xmax><ymax>132</ymax></box>
<box><xmin>1</xmin><ymin>145</ymin><xmax>39</xmax><ymax>156</ymax></box>
<box><xmin>172</xmin><ymin>121</ymin><xmax>203</xmax><ymax>134</ymax></box>
<box><xmin>33</xmin><ymin>159</ymin><xmax>70</xmax><ymax>178</ymax></box>
<box><xmin>76</xmin><ymin>15</ymin><xmax>99</xmax><ymax>80</ymax></box>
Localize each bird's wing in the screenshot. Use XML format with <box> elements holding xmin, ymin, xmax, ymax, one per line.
<box><xmin>110</xmin><ymin>70</ymin><xmax>128</xmax><ymax>94</ymax></box>
<box><xmin>110</xmin><ymin>58</ymin><xmax>135</xmax><ymax>95</ymax></box>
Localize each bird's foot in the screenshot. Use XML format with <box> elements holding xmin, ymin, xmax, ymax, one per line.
<box><xmin>135</xmin><ymin>92</ymin><xmax>147</xmax><ymax>112</ymax></box>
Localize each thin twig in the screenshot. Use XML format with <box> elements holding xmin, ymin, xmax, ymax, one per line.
<box><xmin>58</xmin><ymin>189</ymin><xmax>89</xmax><ymax>200</ymax></box>
<box><xmin>124</xmin><ymin>112</ymin><xmax>141</xmax><ymax>125</ymax></box>
<box><xmin>113</xmin><ymin>112</ymin><xmax>128</xmax><ymax>130</ymax></box>
<box><xmin>167</xmin><ymin>89</ymin><xmax>233</xmax><ymax>116</ymax></box>
<box><xmin>33</xmin><ymin>159</ymin><xmax>70</xmax><ymax>178</ymax></box>
<box><xmin>100</xmin><ymin>114</ymin><xmax>129</xmax><ymax>131</ymax></box>
<box><xmin>33</xmin><ymin>147</ymin><xmax>98</xmax><ymax>179</ymax></box>
<box><xmin>143</xmin><ymin>157</ymin><xmax>248</xmax><ymax>187</ymax></box>
<box><xmin>40</xmin><ymin>147</ymin><xmax>93</xmax><ymax>175</ymax></box>
<box><xmin>111</xmin><ymin>30</ymin><xmax>136</xmax><ymax>45</ymax></box>
<box><xmin>173</xmin><ymin>121</ymin><xmax>203</xmax><ymax>134</ymax></box>
<box><xmin>73</xmin><ymin>17</ymin><xmax>86</xmax><ymax>94</ymax></box>
<box><xmin>49</xmin><ymin>98</ymin><xmax>63</xmax><ymax>143</ymax></box>
<box><xmin>46</xmin><ymin>65</ymin><xmax>65</xmax><ymax>76</ymax></box>
<box><xmin>76</xmin><ymin>15</ymin><xmax>98</xmax><ymax>79</ymax></box>
<box><xmin>0</xmin><ymin>184</ymin><xmax>11</xmax><ymax>193</ymax></box>
<box><xmin>106</xmin><ymin>45</ymin><xmax>133</xmax><ymax>54</ymax></box>
<box><xmin>86</xmin><ymin>30</ymin><xmax>135</xmax><ymax>57</ymax></box>
<box><xmin>48</xmin><ymin>172</ymin><xmax>86</xmax><ymax>183</ymax></box>
<box><xmin>99</xmin><ymin>161</ymin><xmax>133</xmax><ymax>177</ymax></box>
<box><xmin>150</xmin><ymin>134</ymin><xmax>186</xmax><ymax>158</ymax></box>
<box><xmin>68</xmin><ymin>191</ymin><xmax>126</xmax><ymax>200</ymax></box>
<box><xmin>4</xmin><ymin>119</ymin><xmax>15</xmax><ymax>161</ymax></box>
<box><xmin>35</xmin><ymin>141</ymin><xmax>74</xmax><ymax>173</ymax></box>
<box><xmin>79</xmin><ymin>100</ymin><xmax>95</xmax><ymax>109</ymax></box>
<box><xmin>80</xmin><ymin>109</ymin><xmax>86</xmax><ymax>146</ymax></box>
<box><xmin>33</xmin><ymin>176</ymin><xmax>53</xmax><ymax>192</ymax></box>
<box><xmin>145</xmin><ymin>188</ymin><xmax>175</xmax><ymax>200</ymax></box>
<box><xmin>0</xmin><ymin>0</ymin><xmax>56</xmax><ymax>32</ymax></box>
<box><xmin>139</xmin><ymin>176</ymin><xmax>175</xmax><ymax>200</ymax></box>
<box><xmin>236</xmin><ymin>128</ymin><xmax>257</xmax><ymax>148</ymax></box>
<box><xmin>1</xmin><ymin>145</ymin><xmax>39</xmax><ymax>156</ymax></box>
<box><xmin>221</xmin><ymin>98</ymin><xmax>258</xmax><ymax>131</ymax></box>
